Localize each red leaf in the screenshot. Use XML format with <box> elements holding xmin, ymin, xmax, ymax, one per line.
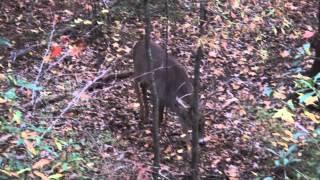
<box><xmin>50</xmin><ymin>44</ymin><xmax>62</xmax><ymax>58</ymax></box>
<box><xmin>302</xmin><ymin>31</ymin><xmax>315</xmax><ymax>39</ymax></box>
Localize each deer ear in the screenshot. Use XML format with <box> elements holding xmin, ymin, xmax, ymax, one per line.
<box><xmin>176</xmin><ymin>96</ymin><xmax>190</xmax><ymax>109</ymax></box>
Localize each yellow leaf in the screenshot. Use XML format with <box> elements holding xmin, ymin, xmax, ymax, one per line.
<box><xmin>281</xmin><ymin>136</ymin><xmax>291</xmax><ymax>142</ymax></box>
<box><xmin>21</xmin><ymin>131</ymin><xmax>38</xmax><ymax>139</ymax></box>
<box><xmin>276</xmin><ymin>141</ymin><xmax>288</xmax><ymax>149</ymax></box>
<box><xmin>304</xmin><ymin>96</ymin><xmax>318</xmax><ymax>106</ymax></box>
<box><xmin>48</xmin><ymin>173</ymin><xmax>64</xmax><ymax>179</ymax></box>
<box><xmin>304</xmin><ymin>111</ymin><xmax>320</xmax><ymax>123</ymax></box>
<box><xmin>0</xmin><ymin>169</ymin><xmax>18</xmax><ymax>177</ymax></box>
<box><xmin>273</xmin><ymin>91</ymin><xmax>286</xmax><ymax>99</ymax></box>
<box><xmin>43</xmin><ymin>55</ymin><xmax>52</xmax><ymax>63</ymax></box>
<box><xmin>0</xmin><ymin>73</ymin><xmax>6</xmax><ymax>80</ymax></box>
<box><xmin>272</xmin><ymin>132</ymin><xmax>281</xmax><ymax>136</ymax></box>
<box><xmin>32</xmin><ymin>159</ymin><xmax>51</xmax><ymax>169</ymax></box>
<box><xmin>54</xmin><ymin>139</ymin><xmax>63</xmax><ymax>151</ymax></box>
<box><xmin>0</xmin><ymin>97</ymin><xmax>6</xmax><ymax>103</ymax></box>
<box><xmin>101</xmin><ymin>9</ymin><xmax>109</xmax><ymax>14</ymax></box>
<box><xmin>283</xmin><ymin>130</ymin><xmax>293</xmax><ymax>138</ymax></box>
<box><xmin>83</xmin><ymin>20</ymin><xmax>92</xmax><ymax>25</ymax></box>
<box><xmin>273</xmin><ymin>108</ymin><xmax>295</xmax><ymax>124</ymax></box>
<box><xmin>176</xmin><ymin>155</ymin><xmax>183</xmax><ymax>161</ymax></box>
<box><xmin>24</xmin><ymin>139</ymin><xmax>37</xmax><ymax>155</ymax></box>
<box><xmin>34</xmin><ymin>171</ymin><xmax>49</xmax><ymax>180</ymax></box>
<box><xmin>177</xmin><ymin>149</ymin><xmax>184</xmax><ymax>154</ymax></box>
<box><xmin>74</xmin><ymin>18</ymin><xmax>83</xmax><ymax>24</ymax></box>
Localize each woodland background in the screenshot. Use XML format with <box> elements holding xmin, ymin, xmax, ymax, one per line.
<box><xmin>0</xmin><ymin>0</ymin><xmax>319</xmax><ymax>179</ymax></box>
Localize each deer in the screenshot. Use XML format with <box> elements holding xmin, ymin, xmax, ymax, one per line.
<box><xmin>132</xmin><ymin>40</ymin><xmax>205</xmax><ymax>144</ymax></box>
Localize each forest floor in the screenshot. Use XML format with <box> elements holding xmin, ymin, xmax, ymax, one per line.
<box><xmin>0</xmin><ymin>0</ymin><xmax>318</xmax><ymax>179</ymax></box>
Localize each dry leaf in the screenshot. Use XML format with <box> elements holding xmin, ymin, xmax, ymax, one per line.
<box><xmin>302</xmin><ymin>31</ymin><xmax>315</xmax><ymax>39</ymax></box>
<box><xmin>280</xmin><ymin>50</ymin><xmax>290</xmax><ymax>58</ymax></box>
<box><xmin>225</xmin><ymin>165</ymin><xmax>239</xmax><ymax>179</ymax></box>
<box><xmin>32</xmin><ymin>159</ymin><xmax>51</xmax><ymax>169</ymax></box>
<box><xmin>24</xmin><ymin>139</ymin><xmax>37</xmax><ymax>155</ymax></box>
<box><xmin>33</xmin><ymin>171</ymin><xmax>49</xmax><ymax>180</ymax></box>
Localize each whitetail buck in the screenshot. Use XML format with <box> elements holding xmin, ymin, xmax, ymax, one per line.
<box><xmin>133</xmin><ymin>40</ymin><xmax>205</xmax><ymax>144</ymax></box>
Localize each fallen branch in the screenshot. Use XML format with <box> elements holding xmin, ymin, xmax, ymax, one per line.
<box><xmin>88</xmin><ymin>71</ymin><xmax>133</xmax><ymax>91</ymax></box>
<box><xmin>40</xmin><ymin>68</ymin><xmax>111</xmax><ymax>138</ymax></box>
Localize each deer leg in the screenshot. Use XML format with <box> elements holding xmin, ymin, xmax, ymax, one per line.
<box><xmin>134</xmin><ymin>82</ymin><xmax>146</xmax><ymax>122</ymax></box>
<box><xmin>140</xmin><ymin>83</ymin><xmax>149</xmax><ymax>122</ymax></box>
<box><xmin>158</xmin><ymin>103</ymin><xmax>164</xmax><ymax>126</ymax></box>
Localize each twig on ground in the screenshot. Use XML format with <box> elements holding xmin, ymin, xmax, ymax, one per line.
<box><xmin>32</xmin><ymin>20</ymin><xmax>56</xmax><ymax>106</ymax></box>
<box><xmin>40</xmin><ymin>68</ymin><xmax>111</xmax><ymax>138</ymax></box>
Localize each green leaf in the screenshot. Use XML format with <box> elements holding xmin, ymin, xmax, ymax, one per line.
<box><xmin>299</xmin><ymin>91</ymin><xmax>316</xmax><ymax>104</ymax></box>
<box><xmin>263</xmin><ymin>86</ymin><xmax>273</xmax><ymax>97</ymax></box>
<box><xmin>16</xmin><ymin>79</ymin><xmax>43</xmax><ymax>91</ymax></box>
<box><xmin>263</xmin><ymin>177</ymin><xmax>273</xmax><ymax>180</ymax></box>
<box><xmin>16</xmin><ymin>168</ymin><xmax>31</xmax><ymax>175</ymax></box>
<box><xmin>48</xmin><ymin>173</ymin><xmax>64</xmax><ymax>179</ymax></box>
<box><xmin>287</xmin><ymin>145</ymin><xmax>297</xmax><ymax>155</ymax></box>
<box><xmin>297</xmin><ymin>79</ymin><xmax>314</xmax><ymax>89</ymax></box>
<box><xmin>293</xmin><ymin>131</ymin><xmax>307</xmax><ymax>139</ymax></box>
<box><xmin>4</xmin><ymin>88</ymin><xmax>17</xmax><ymax>100</ymax></box>
<box><xmin>0</xmin><ymin>37</ymin><xmax>12</xmax><ymax>47</ymax></box>
<box><xmin>12</xmin><ymin>110</ymin><xmax>23</xmax><ymax>124</ymax></box>
<box><xmin>283</xmin><ymin>158</ymin><xmax>289</xmax><ymax>166</ymax></box>
<box><xmin>273</xmin><ymin>108</ymin><xmax>295</xmax><ymax>124</ymax></box>
<box><xmin>303</xmin><ymin>43</ymin><xmax>311</xmax><ymax>55</ymax></box>
<box><xmin>313</xmin><ymin>72</ymin><xmax>320</xmax><ymax>82</ymax></box>
<box><xmin>287</xmin><ymin>99</ymin><xmax>295</xmax><ymax>110</ymax></box>
<box><xmin>274</xmin><ymin>160</ymin><xmax>281</xmax><ymax>167</ymax></box>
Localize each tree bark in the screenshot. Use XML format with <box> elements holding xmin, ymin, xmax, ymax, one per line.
<box><xmin>308</xmin><ymin>1</ymin><xmax>320</xmax><ymax>77</ymax></box>
<box><xmin>143</xmin><ymin>0</ymin><xmax>160</xmax><ymax>179</ymax></box>
<box><xmin>191</xmin><ymin>1</ymin><xmax>206</xmax><ymax>179</ymax></box>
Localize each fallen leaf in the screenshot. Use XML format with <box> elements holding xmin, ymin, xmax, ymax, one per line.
<box><xmin>24</xmin><ymin>139</ymin><xmax>37</xmax><ymax>155</ymax></box>
<box><xmin>280</xmin><ymin>50</ymin><xmax>290</xmax><ymax>58</ymax></box>
<box><xmin>302</xmin><ymin>31</ymin><xmax>315</xmax><ymax>39</ymax></box>
<box><xmin>33</xmin><ymin>171</ymin><xmax>49</xmax><ymax>180</ymax></box>
<box><xmin>32</xmin><ymin>159</ymin><xmax>51</xmax><ymax>169</ymax></box>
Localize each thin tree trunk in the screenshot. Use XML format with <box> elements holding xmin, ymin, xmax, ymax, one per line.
<box><xmin>143</xmin><ymin>0</ymin><xmax>160</xmax><ymax>178</ymax></box>
<box><xmin>308</xmin><ymin>0</ymin><xmax>320</xmax><ymax>77</ymax></box>
<box><xmin>191</xmin><ymin>1</ymin><xmax>206</xmax><ymax>179</ymax></box>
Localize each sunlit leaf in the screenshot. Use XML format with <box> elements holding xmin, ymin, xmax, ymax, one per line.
<box><xmin>54</xmin><ymin>138</ymin><xmax>63</xmax><ymax>151</ymax></box>
<box><xmin>304</xmin><ymin>96</ymin><xmax>318</xmax><ymax>106</ymax></box>
<box><xmin>12</xmin><ymin>110</ymin><xmax>22</xmax><ymax>124</ymax></box>
<box><xmin>101</xmin><ymin>9</ymin><xmax>109</xmax><ymax>14</ymax></box>
<box><xmin>273</xmin><ymin>91</ymin><xmax>286</xmax><ymax>99</ymax></box>
<box><xmin>273</xmin><ymin>108</ymin><xmax>295</xmax><ymax>124</ymax></box>
<box><xmin>304</xmin><ymin>111</ymin><xmax>320</xmax><ymax>123</ymax></box>
<box><xmin>16</xmin><ymin>79</ymin><xmax>43</xmax><ymax>91</ymax></box>
<box><xmin>16</xmin><ymin>168</ymin><xmax>31</xmax><ymax>175</ymax></box>
<box><xmin>0</xmin><ymin>97</ymin><xmax>7</xmax><ymax>103</ymax></box>
<box><xmin>4</xmin><ymin>88</ymin><xmax>17</xmax><ymax>100</ymax></box>
<box><xmin>276</xmin><ymin>141</ymin><xmax>288</xmax><ymax>149</ymax></box>
<box><xmin>83</xmin><ymin>20</ymin><xmax>92</xmax><ymax>25</ymax></box>
<box><xmin>313</xmin><ymin>72</ymin><xmax>320</xmax><ymax>81</ymax></box>
<box><xmin>24</xmin><ymin>139</ymin><xmax>37</xmax><ymax>155</ymax></box>
<box><xmin>263</xmin><ymin>86</ymin><xmax>273</xmax><ymax>97</ymax></box>
<box><xmin>34</xmin><ymin>171</ymin><xmax>49</xmax><ymax>180</ymax></box>
<box><xmin>48</xmin><ymin>173</ymin><xmax>63</xmax><ymax>179</ymax></box>
<box><xmin>303</xmin><ymin>43</ymin><xmax>311</xmax><ymax>55</ymax></box>
<box><xmin>0</xmin><ymin>169</ymin><xmax>18</xmax><ymax>177</ymax></box>
<box><xmin>74</xmin><ymin>18</ymin><xmax>83</xmax><ymax>24</ymax></box>
<box><xmin>0</xmin><ymin>37</ymin><xmax>12</xmax><ymax>47</ymax></box>
<box><xmin>299</xmin><ymin>91</ymin><xmax>315</xmax><ymax>104</ymax></box>
<box><xmin>32</xmin><ymin>159</ymin><xmax>51</xmax><ymax>169</ymax></box>
<box><xmin>21</xmin><ymin>131</ymin><xmax>38</xmax><ymax>139</ymax></box>
<box><xmin>286</xmin><ymin>100</ymin><xmax>295</xmax><ymax>110</ymax></box>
